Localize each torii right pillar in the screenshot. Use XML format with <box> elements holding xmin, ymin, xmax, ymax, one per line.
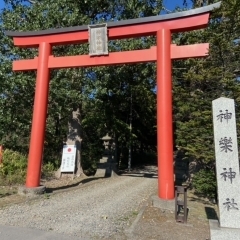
<box><xmin>157</xmin><ymin>29</ymin><xmax>174</xmax><ymax>199</ymax></box>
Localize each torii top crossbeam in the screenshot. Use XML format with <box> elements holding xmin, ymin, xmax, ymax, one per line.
<box><xmin>6</xmin><ymin>2</ymin><xmax>220</xmax><ymax>71</ymax></box>
<box><xmin>6</xmin><ymin>2</ymin><xmax>220</xmax><ymax>199</ymax></box>
<box><xmin>6</xmin><ymin>2</ymin><xmax>220</xmax><ymax>46</ymax></box>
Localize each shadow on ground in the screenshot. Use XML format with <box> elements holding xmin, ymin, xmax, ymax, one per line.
<box><xmin>118</xmin><ymin>164</ymin><xmax>158</xmax><ymax>179</ymax></box>
<box><xmin>45</xmin><ymin>177</ymin><xmax>104</xmax><ymax>193</ymax></box>
<box><xmin>205</xmin><ymin>206</ymin><xmax>219</xmax><ymax>220</ymax></box>
<box><xmin>119</xmin><ymin>173</ymin><xmax>157</xmax><ymax>178</ymax></box>
<box><xmin>0</xmin><ymin>187</ymin><xmax>17</xmax><ymax>198</ymax></box>
<box><xmin>0</xmin><ymin>192</ymin><xmax>12</xmax><ymax>198</ymax></box>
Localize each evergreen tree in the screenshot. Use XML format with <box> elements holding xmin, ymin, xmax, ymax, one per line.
<box><xmin>173</xmin><ymin>0</ymin><xmax>240</xmax><ymax>198</ymax></box>
<box><xmin>0</xmin><ymin>0</ymin><xmax>162</xmax><ymax>174</ymax></box>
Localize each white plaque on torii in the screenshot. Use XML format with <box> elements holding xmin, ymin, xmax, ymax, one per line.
<box><xmin>88</xmin><ymin>23</ymin><xmax>108</xmax><ymax>56</ymax></box>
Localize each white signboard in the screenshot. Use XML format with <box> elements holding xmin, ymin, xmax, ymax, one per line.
<box><xmin>60</xmin><ymin>145</ymin><xmax>76</xmax><ymax>172</ymax></box>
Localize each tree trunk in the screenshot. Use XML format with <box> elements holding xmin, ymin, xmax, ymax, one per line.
<box><xmin>56</xmin><ymin>106</ymin><xmax>84</xmax><ymax>178</ymax></box>
<box><xmin>66</xmin><ymin>106</ymin><xmax>84</xmax><ymax>177</ymax></box>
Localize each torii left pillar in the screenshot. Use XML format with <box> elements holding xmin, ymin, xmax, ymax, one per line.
<box><xmin>26</xmin><ymin>42</ymin><xmax>51</xmax><ymax>187</ymax></box>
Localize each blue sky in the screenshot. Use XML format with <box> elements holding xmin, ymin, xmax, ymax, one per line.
<box><xmin>164</xmin><ymin>0</ymin><xmax>190</xmax><ymax>11</ymax></box>
<box><xmin>0</xmin><ymin>0</ymin><xmax>190</xmax><ymax>11</ymax></box>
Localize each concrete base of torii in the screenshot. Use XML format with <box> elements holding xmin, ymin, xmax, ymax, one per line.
<box><xmin>151</xmin><ymin>195</ymin><xmax>175</xmax><ymax>211</ymax></box>
<box><xmin>18</xmin><ymin>185</ymin><xmax>46</xmax><ymax>197</ymax></box>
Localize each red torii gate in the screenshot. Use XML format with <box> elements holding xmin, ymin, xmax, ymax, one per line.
<box><xmin>6</xmin><ymin>2</ymin><xmax>220</xmax><ymax>200</ymax></box>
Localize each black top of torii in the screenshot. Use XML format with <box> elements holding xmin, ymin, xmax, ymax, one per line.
<box><xmin>6</xmin><ymin>2</ymin><xmax>221</xmax><ymax>37</ymax></box>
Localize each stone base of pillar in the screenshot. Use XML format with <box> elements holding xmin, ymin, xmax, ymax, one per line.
<box><xmin>209</xmin><ymin>219</ymin><xmax>240</xmax><ymax>240</ymax></box>
<box><xmin>151</xmin><ymin>195</ymin><xmax>175</xmax><ymax>211</ymax></box>
<box><xmin>18</xmin><ymin>185</ymin><xmax>46</xmax><ymax>197</ymax></box>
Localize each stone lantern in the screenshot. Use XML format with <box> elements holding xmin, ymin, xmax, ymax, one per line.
<box><xmin>101</xmin><ymin>134</ymin><xmax>113</xmax><ymax>156</ymax></box>
<box><xmin>95</xmin><ymin>134</ymin><xmax>117</xmax><ymax>177</ymax></box>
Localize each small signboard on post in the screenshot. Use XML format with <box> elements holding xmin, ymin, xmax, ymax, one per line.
<box><xmin>60</xmin><ymin>145</ymin><xmax>76</xmax><ymax>175</ymax></box>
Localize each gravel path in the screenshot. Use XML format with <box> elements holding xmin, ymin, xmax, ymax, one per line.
<box><xmin>0</xmin><ymin>167</ymin><xmax>157</xmax><ymax>239</ymax></box>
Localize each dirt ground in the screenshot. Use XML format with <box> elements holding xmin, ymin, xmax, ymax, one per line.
<box><xmin>123</xmin><ymin>166</ymin><xmax>218</xmax><ymax>240</ymax></box>
<box><xmin>128</xmin><ymin>191</ymin><xmax>218</xmax><ymax>240</ymax></box>
<box><xmin>0</xmin><ymin>170</ymin><xmax>218</xmax><ymax>240</ymax></box>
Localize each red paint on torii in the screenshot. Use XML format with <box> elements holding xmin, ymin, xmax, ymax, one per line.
<box><xmin>13</xmin><ymin>44</ymin><xmax>209</xmax><ymax>70</ymax></box>
<box><xmin>11</xmin><ymin>13</ymin><xmax>211</xmax><ymax>47</ymax></box>
<box><xmin>6</xmin><ymin>2</ymin><xmax>220</xmax><ymax>200</ymax></box>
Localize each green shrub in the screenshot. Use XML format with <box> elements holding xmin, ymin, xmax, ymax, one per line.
<box><xmin>192</xmin><ymin>169</ymin><xmax>217</xmax><ymax>200</ymax></box>
<box><xmin>41</xmin><ymin>162</ymin><xmax>56</xmax><ymax>178</ymax></box>
<box><xmin>0</xmin><ymin>149</ymin><xmax>27</xmax><ymax>185</ymax></box>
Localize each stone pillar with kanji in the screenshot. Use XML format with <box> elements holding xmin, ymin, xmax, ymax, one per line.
<box><xmin>210</xmin><ymin>97</ymin><xmax>240</xmax><ymax>239</ymax></box>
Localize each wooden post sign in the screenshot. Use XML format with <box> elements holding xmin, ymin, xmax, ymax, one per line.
<box><xmin>60</xmin><ymin>145</ymin><xmax>76</xmax><ymax>175</ymax></box>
